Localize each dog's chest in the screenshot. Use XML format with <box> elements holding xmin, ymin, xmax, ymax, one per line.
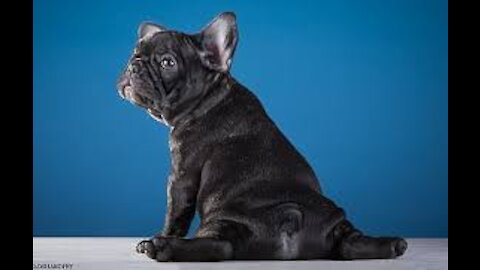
<box><xmin>169</xmin><ymin>130</ymin><xmax>208</xmax><ymax>173</ymax></box>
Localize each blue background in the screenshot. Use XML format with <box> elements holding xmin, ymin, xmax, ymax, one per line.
<box><xmin>33</xmin><ymin>0</ymin><xmax>448</xmax><ymax>237</ymax></box>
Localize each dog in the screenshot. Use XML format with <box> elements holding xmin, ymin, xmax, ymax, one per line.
<box><xmin>117</xmin><ymin>12</ymin><xmax>407</xmax><ymax>262</ymax></box>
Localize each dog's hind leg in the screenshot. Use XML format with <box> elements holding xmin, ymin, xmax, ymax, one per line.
<box><xmin>332</xmin><ymin>220</ymin><xmax>408</xmax><ymax>260</ymax></box>
<box><xmin>136</xmin><ymin>237</ymin><xmax>233</xmax><ymax>262</ymax></box>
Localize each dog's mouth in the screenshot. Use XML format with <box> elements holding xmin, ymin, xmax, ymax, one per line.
<box><xmin>117</xmin><ymin>74</ymin><xmax>131</xmax><ymax>100</ymax></box>
<box><xmin>117</xmin><ymin>74</ymin><xmax>167</xmax><ymax>123</ymax></box>
<box><xmin>117</xmin><ymin>76</ymin><xmax>155</xmax><ymax>109</ymax></box>
<box><xmin>147</xmin><ymin>108</ymin><xmax>164</xmax><ymax>122</ymax></box>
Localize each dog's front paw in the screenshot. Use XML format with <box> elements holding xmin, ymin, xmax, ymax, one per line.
<box><xmin>136</xmin><ymin>240</ymin><xmax>157</xmax><ymax>259</ymax></box>
<box><xmin>152</xmin><ymin>237</ymin><xmax>173</xmax><ymax>262</ymax></box>
<box><xmin>136</xmin><ymin>237</ymin><xmax>173</xmax><ymax>262</ymax></box>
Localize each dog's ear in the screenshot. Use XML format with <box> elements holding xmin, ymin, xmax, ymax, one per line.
<box><xmin>196</xmin><ymin>12</ymin><xmax>239</xmax><ymax>72</ymax></box>
<box><xmin>138</xmin><ymin>22</ymin><xmax>166</xmax><ymax>40</ymax></box>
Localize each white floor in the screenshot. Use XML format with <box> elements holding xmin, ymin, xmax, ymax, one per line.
<box><xmin>33</xmin><ymin>238</ymin><xmax>447</xmax><ymax>270</ymax></box>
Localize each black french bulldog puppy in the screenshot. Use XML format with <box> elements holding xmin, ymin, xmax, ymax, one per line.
<box><xmin>117</xmin><ymin>12</ymin><xmax>407</xmax><ymax>262</ymax></box>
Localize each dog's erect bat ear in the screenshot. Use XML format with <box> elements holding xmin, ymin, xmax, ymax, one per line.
<box><xmin>196</xmin><ymin>12</ymin><xmax>239</xmax><ymax>72</ymax></box>
<box><xmin>138</xmin><ymin>22</ymin><xmax>166</xmax><ymax>40</ymax></box>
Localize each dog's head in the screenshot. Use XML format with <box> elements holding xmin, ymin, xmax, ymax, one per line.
<box><xmin>117</xmin><ymin>12</ymin><xmax>238</xmax><ymax>125</ymax></box>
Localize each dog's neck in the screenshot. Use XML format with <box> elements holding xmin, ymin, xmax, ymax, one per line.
<box><xmin>165</xmin><ymin>73</ymin><xmax>235</xmax><ymax>130</ymax></box>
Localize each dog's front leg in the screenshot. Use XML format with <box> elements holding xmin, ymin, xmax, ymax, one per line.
<box><xmin>136</xmin><ymin>150</ymin><xmax>202</xmax><ymax>256</ymax></box>
<box><xmin>159</xmin><ymin>170</ymin><xmax>200</xmax><ymax>237</ymax></box>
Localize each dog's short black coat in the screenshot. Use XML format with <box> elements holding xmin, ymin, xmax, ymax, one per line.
<box><xmin>117</xmin><ymin>12</ymin><xmax>408</xmax><ymax>261</ymax></box>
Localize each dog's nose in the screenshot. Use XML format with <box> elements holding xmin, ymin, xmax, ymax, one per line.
<box><xmin>130</xmin><ymin>61</ymin><xmax>143</xmax><ymax>74</ymax></box>
<box><xmin>133</xmin><ymin>48</ymin><xmax>139</xmax><ymax>58</ymax></box>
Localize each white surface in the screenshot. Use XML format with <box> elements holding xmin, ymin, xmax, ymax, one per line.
<box><xmin>33</xmin><ymin>238</ymin><xmax>447</xmax><ymax>270</ymax></box>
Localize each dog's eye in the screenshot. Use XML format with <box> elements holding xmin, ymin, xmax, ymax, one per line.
<box><xmin>158</xmin><ymin>54</ymin><xmax>177</xmax><ymax>70</ymax></box>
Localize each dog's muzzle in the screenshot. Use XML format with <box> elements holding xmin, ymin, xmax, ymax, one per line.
<box><xmin>117</xmin><ymin>70</ymin><xmax>156</xmax><ymax>109</ymax></box>
<box><xmin>117</xmin><ymin>74</ymin><xmax>130</xmax><ymax>100</ymax></box>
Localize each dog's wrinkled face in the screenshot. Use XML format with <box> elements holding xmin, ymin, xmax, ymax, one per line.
<box><xmin>117</xmin><ymin>12</ymin><xmax>238</xmax><ymax>125</ymax></box>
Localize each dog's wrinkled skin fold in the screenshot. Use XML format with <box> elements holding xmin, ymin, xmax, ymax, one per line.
<box><xmin>117</xmin><ymin>12</ymin><xmax>408</xmax><ymax>262</ymax></box>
